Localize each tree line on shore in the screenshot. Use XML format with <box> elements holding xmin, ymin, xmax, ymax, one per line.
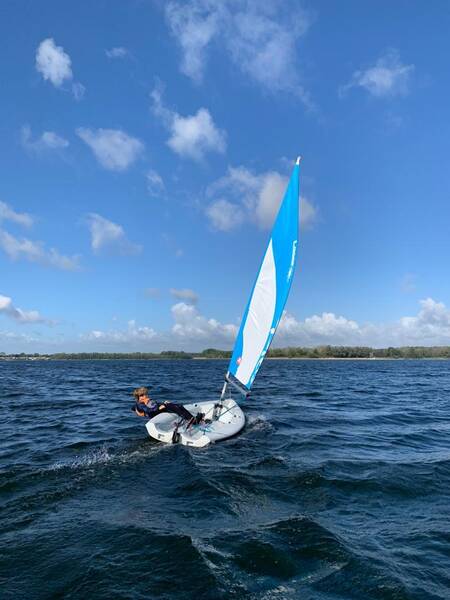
<box><xmin>2</xmin><ymin>346</ymin><xmax>450</xmax><ymax>359</ymax></box>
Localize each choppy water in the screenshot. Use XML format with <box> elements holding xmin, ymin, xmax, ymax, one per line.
<box><xmin>1</xmin><ymin>359</ymin><xmax>450</xmax><ymax>599</ymax></box>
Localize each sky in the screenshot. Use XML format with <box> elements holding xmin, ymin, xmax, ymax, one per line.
<box><xmin>1</xmin><ymin>0</ymin><xmax>450</xmax><ymax>353</ymax></box>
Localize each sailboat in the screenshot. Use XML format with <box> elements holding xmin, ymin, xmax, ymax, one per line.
<box><xmin>146</xmin><ymin>157</ymin><xmax>301</xmax><ymax>446</ymax></box>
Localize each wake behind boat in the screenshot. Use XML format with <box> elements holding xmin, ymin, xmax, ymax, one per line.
<box><xmin>146</xmin><ymin>157</ymin><xmax>301</xmax><ymax>446</ymax></box>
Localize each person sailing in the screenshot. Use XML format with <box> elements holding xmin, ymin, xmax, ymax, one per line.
<box><xmin>131</xmin><ymin>387</ymin><xmax>203</xmax><ymax>427</ymax></box>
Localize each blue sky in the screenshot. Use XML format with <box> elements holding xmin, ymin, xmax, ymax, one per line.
<box><xmin>1</xmin><ymin>0</ymin><xmax>450</xmax><ymax>352</ymax></box>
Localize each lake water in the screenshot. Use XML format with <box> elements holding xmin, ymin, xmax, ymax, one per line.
<box><xmin>1</xmin><ymin>359</ymin><xmax>450</xmax><ymax>599</ymax></box>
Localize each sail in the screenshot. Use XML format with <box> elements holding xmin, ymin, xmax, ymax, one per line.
<box><xmin>227</xmin><ymin>158</ymin><xmax>300</xmax><ymax>390</ymax></box>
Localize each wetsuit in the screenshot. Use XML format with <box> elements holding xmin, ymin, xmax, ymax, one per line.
<box><xmin>133</xmin><ymin>400</ymin><xmax>193</xmax><ymax>421</ymax></box>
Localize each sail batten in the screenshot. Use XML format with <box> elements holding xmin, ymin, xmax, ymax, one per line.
<box><xmin>227</xmin><ymin>160</ymin><xmax>300</xmax><ymax>390</ymax></box>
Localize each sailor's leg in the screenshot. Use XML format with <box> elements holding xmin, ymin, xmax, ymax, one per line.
<box><xmin>164</xmin><ymin>402</ymin><xmax>194</xmax><ymax>421</ymax></box>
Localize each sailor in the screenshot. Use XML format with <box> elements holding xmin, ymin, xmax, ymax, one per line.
<box><xmin>131</xmin><ymin>386</ymin><xmax>203</xmax><ymax>426</ymax></box>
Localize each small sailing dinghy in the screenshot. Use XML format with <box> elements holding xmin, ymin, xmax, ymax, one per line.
<box><xmin>146</xmin><ymin>157</ymin><xmax>301</xmax><ymax>447</ymax></box>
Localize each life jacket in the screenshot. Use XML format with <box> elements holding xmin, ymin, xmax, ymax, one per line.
<box><xmin>134</xmin><ymin>399</ymin><xmax>159</xmax><ymax>418</ymax></box>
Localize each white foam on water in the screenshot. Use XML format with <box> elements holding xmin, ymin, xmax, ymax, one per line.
<box><xmin>47</xmin><ymin>441</ymin><xmax>164</xmax><ymax>473</ymax></box>
<box><xmin>49</xmin><ymin>445</ymin><xmax>114</xmax><ymax>471</ymax></box>
<box><xmin>260</xmin><ymin>585</ymin><xmax>296</xmax><ymax>599</ymax></box>
<box><xmin>245</xmin><ymin>413</ymin><xmax>274</xmax><ymax>433</ymax></box>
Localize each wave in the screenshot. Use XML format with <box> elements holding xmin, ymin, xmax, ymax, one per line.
<box><xmin>191</xmin><ymin>515</ymin><xmax>410</xmax><ymax>599</ymax></box>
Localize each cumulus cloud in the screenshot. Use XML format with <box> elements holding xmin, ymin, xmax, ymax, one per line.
<box><xmin>206</xmin><ymin>199</ymin><xmax>245</xmax><ymax>231</ymax></box>
<box><xmin>168</xmin><ymin>108</ymin><xmax>226</xmax><ymax>160</ymax></box>
<box><xmin>67</xmin><ymin>297</ymin><xmax>450</xmax><ymax>352</ymax></box>
<box><xmin>340</xmin><ymin>49</ymin><xmax>414</xmax><ymax>98</ymax></box>
<box><xmin>21</xmin><ymin>125</ymin><xmax>69</xmax><ymax>153</ymax></box>
<box><xmin>36</xmin><ymin>38</ymin><xmax>72</xmax><ymax>86</ymax></box>
<box><xmin>0</xmin><ymin>201</ymin><xmax>33</xmax><ymax>227</ymax></box>
<box><xmin>86</xmin><ymin>213</ymin><xmax>141</xmax><ymax>255</ymax></box>
<box><xmin>170</xmin><ymin>288</ymin><xmax>198</xmax><ymax>304</ymax></box>
<box><xmin>206</xmin><ymin>165</ymin><xmax>317</xmax><ymax>231</ymax></box>
<box><xmin>146</xmin><ymin>169</ymin><xmax>165</xmax><ymax>197</ymax></box>
<box><xmin>277</xmin><ymin>310</ymin><xmax>362</xmax><ymax>346</ymax></box>
<box><xmin>105</xmin><ymin>47</ymin><xmax>129</xmax><ymax>59</ymax></box>
<box><xmin>171</xmin><ymin>302</ymin><xmax>237</xmax><ymax>342</ymax></box>
<box><xmin>0</xmin><ymin>229</ymin><xmax>80</xmax><ymax>271</ymax></box>
<box><xmin>398</xmin><ymin>298</ymin><xmax>450</xmax><ymax>344</ymax></box>
<box><xmin>150</xmin><ymin>85</ymin><xmax>226</xmax><ymax>161</ymax></box>
<box><xmin>77</xmin><ymin>128</ymin><xmax>144</xmax><ymax>171</ymax></box>
<box><xmin>276</xmin><ymin>298</ymin><xmax>450</xmax><ymax>347</ymax></box>
<box><xmin>80</xmin><ymin>302</ymin><xmax>237</xmax><ymax>351</ymax></box>
<box><xmin>84</xmin><ymin>320</ymin><xmax>157</xmax><ymax>345</ymax></box>
<box><xmin>164</xmin><ymin>1</ymin><xmax>312</xmax><ymax>105</ymax></box>
<box><xmin>0</xmin><ymin>294</ymin><xmax>51</xmax><ymax>325</ymax></box>
<box><xmin>35</xmin><ymin>38</ymin><xmax>85</xmax><ymax>100</ymax></box>
<box><xmin>300</xmin><ymin>197</ymin><xmax>317</xmax><ymax>229</ymax></box>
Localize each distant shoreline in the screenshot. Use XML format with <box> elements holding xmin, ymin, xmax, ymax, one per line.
<box><xmin>193</xmin><ymin>356</ymin><xmax>449</xmax><ymax>361</ymax></box>
<box><xmin>1</xmin><ymin>347</ymin><xmax>450</xmax><ymax>362</ymax></box>
<box><xmin>1</xmin><ymin>357</ymin><xmax>449</xmax><ymax>362</ymax></box>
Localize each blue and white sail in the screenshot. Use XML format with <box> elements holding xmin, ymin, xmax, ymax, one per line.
<box><xmin>227</xmin><ymin>157</ymin><xmax>301</xmax><ymax>391</ymax></box>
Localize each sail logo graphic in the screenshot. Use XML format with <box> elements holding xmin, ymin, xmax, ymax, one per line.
<box><xmin>287</xmin><ymin>239</ymin><xmax>298</xmax><ymax>281</ymax></box>
<box><xmin>237</xmin><ymin>357</ymin><xmax>242</xmax><ymax>365</ymax></box>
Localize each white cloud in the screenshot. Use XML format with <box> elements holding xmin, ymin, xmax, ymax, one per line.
<box><xmin>275</xmin><ymin>298</ymin><xmax>450</xmax><ymax>347</ymax></box>
<box><xmin>0</xmin><ymin>201</ymin><xmax>79</xmax><ymax>270</ymax></box>
<box><xmin>0</xmin><ymin>294</ymin><xmax>51</xmax><ymax>325</ymax></box>
<box><xmin>86</xmin><ymin>213</ymin><xmax>141</xmax><ymax>255</ymax></box>
<box><xmin>169</xmin><ymin>108</ymin><xmax>226</xmax><ymax>160</ymax></box>
<box><xmin>170</xmin><ymin>288</ymin><xmax>198</xmax><ymax>304</ymax></box>
<box><xmin>227</xmin><ymin>3</ymin><xmax>310</xmax><ymax>98</ymax></box>
<box><xmin>146</xmin><ymin>169</ymin><xmax>165</xmax><ymax>197</ymax></box>
<box><xmin>277</xmin><ymin>310</ymin><xmax>362</xmax><ymax>346</ymax></box>
<box><xmin>150</xmin><ymin>85</ymin><xmax>226</xmax><ymax>161</ymax></box>
<box><xmin>171</xmin><ymin>302</ymin><xmax>237</xmax><ymax>342</ymax></box>
<box><xmin>72</xmin><ymin>81</ymin><xmax>85</xmax><ymax>101</ymax></box>
<box><xmin>80</xmin><ymin>302</ymin><xmax>237</xmax><ymax>351</ymax></box>
<box><xmin>36</xmin><ymin>38</ymin><xmax>72</xmax><ymax>87</ymax></box>
<box><xmin>77</xmin><ymin>128</ymin><xmax>144</xmax><ymax>171</ymax></box>
<box><xmin>300</xmin><ymin>197</ymin><xmax>317</xmax><ymax>229</ymax></box>
<box><xmin>206</xmin><ymin>199</ymin><xmax>245</xmax><ymax>232</ymax></box>
<box><xmin>21</xmin><ymin>125</ymin><xmax>69</xmax><ymax>153</ymax></box>
<box><xmin>0</xmin><ymin>330</ymin><xmax>41</xmax><ymax>348</ymax></box>
<box><xmin>165</xmin><ymin>1</ymin><xmax>220</xmax><ymax>82</ymax></box>
<box><xmin>0</xmin><ymin>229</ymin><xmax>80</xmax><ymax>271</ymax></box>
<box><xmin>19</xmin><ymin>297</ymin><xmax>450</xmax><ymax>353</ymax></box>
<box><xmin>35</xmin><ymin>38</ymin><xmax>84</xmax><ymax>100</ymax></box>
<box><xmin>206</xmin><ymin>165</ymin><xmax>317</xmax><ymax>231</ymax></box>
<box><xmin>255</xmin><ymin>171</ymin><xmax>287</xmax><ymax>229</ymax></box>
<box><xmin>164</xmin><ymin>1</ymin><xmax>312</xmax><ymax>105</ymax></box>
<box><xmin>398</xmin><ymin>298</ymin><xmax>450</xmax><ymax>344</ymax></box>
<box><xmin>340</xmin><ymin>49</ymin><xmax>414</xmax><ymax>98</ymax></box>
<box><xmin>105</xmin><ymin>47</ymin><xmax>129</xmax><ymax>59</ymax></box>
<box><xmin>84</xmin><ymin>320</ymin><xmax>157</xmax><ymax>345</ymax></box>
<box><xmin>0</xmin><ymin>201</ymin><xmax>33</xmax><ymax>227</ymax></box>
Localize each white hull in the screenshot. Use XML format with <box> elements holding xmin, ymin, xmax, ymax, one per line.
<box><xmin>145</xmin><ymin>399</ymin><xmax>245</xmax><ymax>447</ymax></box>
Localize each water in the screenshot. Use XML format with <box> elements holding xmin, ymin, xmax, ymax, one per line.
<box><xmin>1</xmin><ymin>359</ymin><xmax>450</xmax><ymax>599</ymax></box>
